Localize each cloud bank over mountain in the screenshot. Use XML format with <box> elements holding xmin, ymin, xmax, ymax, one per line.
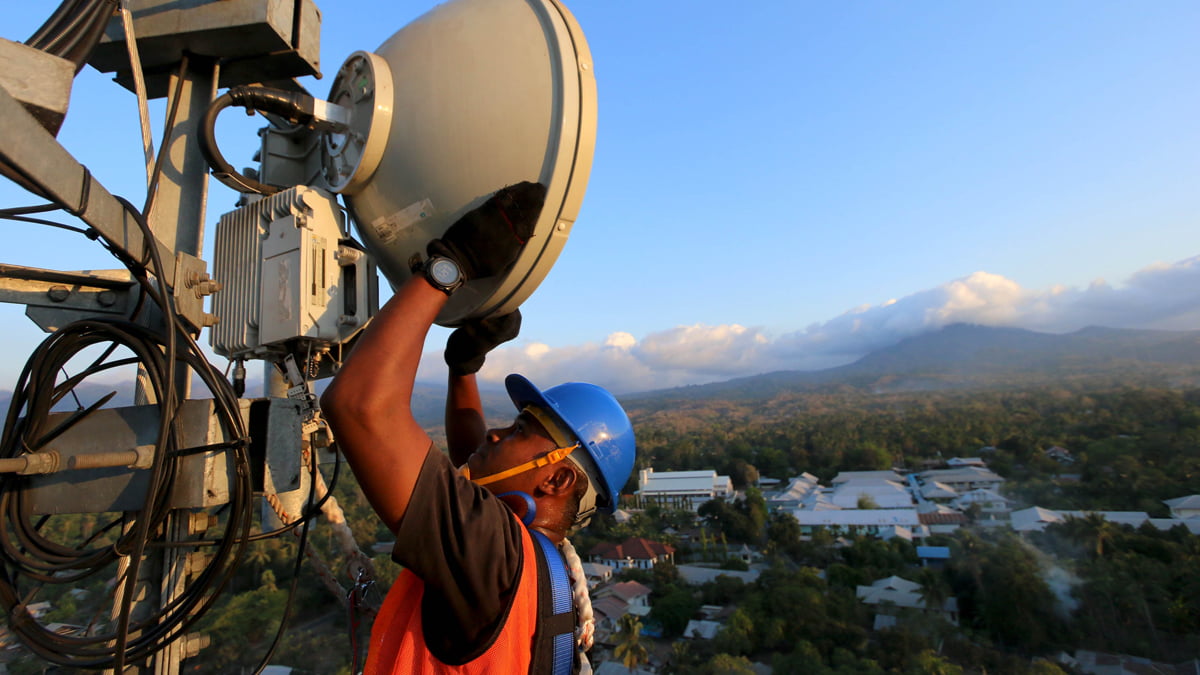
<box><xmin>419</xmin><ymin>256</ymin><xmax>1200</xmax><ymax>394</ymax></box>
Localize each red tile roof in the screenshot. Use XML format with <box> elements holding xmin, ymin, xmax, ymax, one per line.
<box><xmin>918</xmin><ymin>512</ymin><xmax>969</xmax><ymax>525</ymax></box>
<box><xmin>589</xmin><ymin>537</ymin><xmax>676</xmax><ymax>560</ymax></box>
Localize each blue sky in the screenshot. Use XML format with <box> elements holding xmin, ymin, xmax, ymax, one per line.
<box><xmin>2</xmin><ymin>1</ymin><xmax>1199</xmax><ymax>394</ymax></box>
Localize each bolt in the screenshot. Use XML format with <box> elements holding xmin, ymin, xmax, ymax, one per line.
<box><xmin>97</xmin><ymin>290</ymin><xmax>117</xmax><ymax>307</ymax></box>
<box><xmin>193</xmin><ymin>280</ymin><xmax>223</xmax><ymax>297</ymax></box>
<box><xmin>47</xmin><ymin>286</ymin><xmax>70</xmax><ymax>302</ymax></box>
<box><xmin>185</xmin><ymin>271</ymin><xmax>212</xmax><ymax>289</ymax></box>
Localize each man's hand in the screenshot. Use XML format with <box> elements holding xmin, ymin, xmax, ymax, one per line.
<box><xmin>428</xmin><ymin>181</ymin><xmax>546</xmax><ymax>280</ymax></box>
<box><xmin>445</xmin><ymin>310</ymin><xmax>522</xmax><ymax>376</ymax></box>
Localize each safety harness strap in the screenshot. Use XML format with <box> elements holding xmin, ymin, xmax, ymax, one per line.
<box><xmin>530</xmin><ymin>530</ymin><xmax>575</xmax><ymax>675</ymax></box>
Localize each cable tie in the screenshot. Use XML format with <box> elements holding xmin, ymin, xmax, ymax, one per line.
<box><xmin>66</xmin><ymin>167</ymin><xmax>92</xmax><ymax>218</ymax></box>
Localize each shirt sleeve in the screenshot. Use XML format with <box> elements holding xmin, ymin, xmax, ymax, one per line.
<box><xmin>391</xmin><ymin>445</ymin><xmax>524</xmax><ymax>662</ymax></box>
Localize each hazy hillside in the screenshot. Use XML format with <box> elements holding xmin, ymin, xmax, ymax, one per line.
<box><xmin>4</xmin><ymin>324</ymin><xmax>1199</xmax><ymax>426</ymax></box>
<box><xmin>623</xmin><ymin>323</ymin><xmax>1200</xmax><ymax>405</ymax></box>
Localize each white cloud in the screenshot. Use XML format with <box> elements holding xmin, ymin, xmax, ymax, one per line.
<box><xmin>420</xmin><ymin>256</ymin><xmax>1200</xmax><ymax>394</ymax></box>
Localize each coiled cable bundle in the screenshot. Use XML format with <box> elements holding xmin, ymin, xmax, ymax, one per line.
<box><xmin>0</xmin><ymin>199</ymin><xmax>254</xmax><ymax>670</ymax></box>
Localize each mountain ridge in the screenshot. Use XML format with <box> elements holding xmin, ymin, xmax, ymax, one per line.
<box><xmin>621</xmin><ymin>323</ymin><xmax>1200</xmax><ymax>403</ymax></box>
<box><xmin>2</xmin><ymin>324</ymin><xmax>1198</xmax><ymax>423</ymax></box>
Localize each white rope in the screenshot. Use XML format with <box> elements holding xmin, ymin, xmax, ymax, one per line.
<box><xmin>559</xmin><ymin>537</ymin><xmax>594</xmax><ymax>674</ymax></box>
<box><xmin>312</xmin><ymin>455</ymin><xmax>378</xmax><ymax>608</ymax></box>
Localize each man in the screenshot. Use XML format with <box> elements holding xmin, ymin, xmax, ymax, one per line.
<box><xmin>320</xmin><ymin>182</ymin><xmax>636</xmax><ymax>674</ymax></box>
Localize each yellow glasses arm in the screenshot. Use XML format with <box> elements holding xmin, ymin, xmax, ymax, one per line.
<box><xmin>462</xmin><ymin>443</ymin><xmax>579</xmax><ymax>486</ymax></box>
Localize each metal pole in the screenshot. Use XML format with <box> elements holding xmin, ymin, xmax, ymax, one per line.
<box><xmin>112</xmin><ymin>57</ymin><xmax>219</xmax><ymax>675</ymax></box>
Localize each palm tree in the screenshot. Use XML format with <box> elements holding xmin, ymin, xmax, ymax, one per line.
<box><xmin>916</xmin><ymin>568</ymin><xmax>950</xmax><ymax>616</ymax></box>
<box><xmin>613</xmin><ymin>613</ymin><xmax>648</xmax><ymax>673</ymax></box>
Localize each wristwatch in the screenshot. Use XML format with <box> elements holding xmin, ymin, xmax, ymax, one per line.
<box><xmin>422</xmin><ymin>256</ymin><xmax>464</xmax><ymax>295</ymax></box>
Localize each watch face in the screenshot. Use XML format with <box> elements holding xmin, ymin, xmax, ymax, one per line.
<box><xmin>429</xmin><ymin>258</ymin><xmax>461</xmax><ymax>286</ymax></box>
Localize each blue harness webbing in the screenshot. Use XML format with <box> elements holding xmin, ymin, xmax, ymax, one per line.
<box><xmin>530</xmin><ymin>530</ymin><xmax>574</xmax><ymax>675</ymax></box>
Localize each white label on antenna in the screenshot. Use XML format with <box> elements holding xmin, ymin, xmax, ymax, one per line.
<box><xmin>372</xmin><ymin>198</ymin><xmax>435</xmax><ymax>245</ymax></box>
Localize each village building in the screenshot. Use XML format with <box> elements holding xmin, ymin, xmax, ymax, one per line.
<box><xmin>787</xmin><ymin>507</ymin><xmax>923</xmax><ymax>540</ymax></box>
<box><xmin>580</xmin><ymin>561</ymin><xmax>614</xmax><ymax>589</ymax></box>
<box><xmin>856</xmin><ymin>575</ymin><xmax>959</xmax><ymax>629</ymax></box>
<box><xmin>766</xmin><ymin>473</ymin><xmax>821</xmax><ymax>509</ymax></box>
<box><xmin>832</xmin><ymin>470</ymin><xmax>906</xmax><ymax>485</ymax></box>
<box><xmin>1043</xmin><ymin>445</ymin><xmax>1076</xmax><ymax>464</ymax></box>
<box><xmin>1010</xmin><ymin>507</ymin><xmax>1200</xmax><ymax>534</ymax></box>
<box><xmin>635</xmin><ymin>468</ymin><xmax>733</xmax><ymax>510</ymax></box>
<box><xmin>946</xmin><ymin>457</ymin><xmax>987</xmax><ymax>468</ymax></box>
<box><xmin>1164</xmin><ymin>494</ymin><xmax>1200</xmax><ymax>520</ymax></box>
<box><xmin>830</xmin><ymin>478</ymin><xmax>915</xmax><ymax>509</ymax></box>
<box><xmin>588</xmin><ymin>537</ymin><xmax>676</xmax><ymax>570</ymax></box>
<box><xmin>917</xmin><ymin>466</ymin><xmax>1005</xmax><ymax>492</ymax></box>
<box><xmin>951</xmin><ymin>488</ymin><xmax>1013</xmax><ymax>520</ymax></box>
<box><xmin>919</xmin><ymin>481</ymin><xmax>959</xmax><ymax>502</ymax></box>
<box><xmin>916</xmin><ymin>506</ymin><xmax>969</xmax><ymax>535</ymax></box>
<box><xmin>594</xmin><ymin>580</ymin><xmax>652</xmax><ymax>617</ymax></box>
<box><xmin>676</xmin><ymin>564</ymin><xmax>760</xmax><ymax>585</ymax></box>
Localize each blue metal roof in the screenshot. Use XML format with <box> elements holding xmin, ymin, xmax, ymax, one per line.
<box><xmin>916</xmin><ymin>546</ymin><xmax>951</xmax><ymax>559</ymax></box>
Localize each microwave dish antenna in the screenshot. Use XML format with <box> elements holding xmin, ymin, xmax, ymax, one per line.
<box><xmin>328</xmin><ymin>0</ymin><xmax>597</xmax><ymax>325</ymax></box>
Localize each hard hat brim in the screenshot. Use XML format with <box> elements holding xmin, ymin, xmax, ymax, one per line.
<box><xmin>505</xmin><ymin>373</ymin><xmax>554</xmax><ymax>416</ymax></box>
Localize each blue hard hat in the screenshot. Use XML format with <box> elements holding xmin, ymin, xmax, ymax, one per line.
<box><xmin>505</xmin><ymin>374</ymin><xmax>636</xmax><ymax>513</ymax></box>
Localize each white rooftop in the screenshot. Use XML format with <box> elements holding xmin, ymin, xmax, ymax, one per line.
<box><xmin>676</xmin><ymin>565</ymin><xmax>760</xmax><ymax>585</ymax></box>
<box><xmin>921</xmin><ymin>481</ymin><xmax>959</xmax><ymax>499</ymax></box>
<box><xmin>638</xmin><ymin>468</ymin><xmax>731</xmax><ymax>495</ymax></box>
<box><xmin>1164</xmin><ymin>494</ymin><xmax>1200</xmax><ymax>510</ymax></box>
<box><xmin>789</xmin><ymin>508</ymin><xmax>920</xmax><ymax>527</ymax></box>
<box><xmin>832</xmin><ymin>470</ymin><xmax>903</xmax><ymax>484</ymax></box>
<box><xmin>831</xmin><ymin>480</ymin><xmax>914</xmax><ymax>509</ymax></box>
<box><xmin>683</xmin><ymin>620</ymin><xmax>722</xmax><ymax>639</ymax></box>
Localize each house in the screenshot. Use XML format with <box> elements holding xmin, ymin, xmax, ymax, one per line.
<box><xmin>595</xmin><ymin>580</ymin><xmax>652</xmax><ymax>617</ymax></box>
<box><xmin>1008</xmin><ymin>507</ymin><xmax>1200</xmax><ymax>533</ymax></box>
<box><xmin>591</xmin><ymin>595</ymin><xmax>631</xmax><ymax>634</ymax></box>
<box><xmin>767</xmin><ymin>473</ymin><xmax>821</xmax><ymax>508</ymax></box>
<box><xmin>917</xmin><ymin>506</ymin><xmax>969</xmax><ymax>535</ymax></box>
<box><xmin>920</xmin><ymin>481</ymin><xmax>959</xmax><ymax>502</ymax></box>
<box><xmin>636</xmin><ymin>468</ymin><xmax>733</xmax><ymax>510</ymax></box>
<box><xmin>915</xmin><ymin>546</ymin><xmax>951</xmax><ymax>568</ymax></box>
<box><xmin>1009</xmin><ymin>506</ymin><xmax>1065</xmax><ymax>532</ymax></box>
<box><xmin>952</xmin><ymin>488</ymin><xmax>1012</xmax><ymax>520</ymax></box>
<box><xmin>787</xmin><ymin>508</ymin><xmax>922</xmax><ymax>539</ymax></box>
<box><xmin>855</xmin><ymin>575</ymin><xmax>959</xmax><ymax>626</ymax></box>
<box><xmin>676</xmin><ymin>564</ymin><xmax>760</xmax><ymax>585</ymax></box>
<box><xmin>589</xmin><ymin>537</ymin><xmax>676</xmax><ymax>570</ymax></box>
<box><xmin>831</xmin><ymin>470</ymin><xmax>905</xmax><ymax>485</ymax></box>
<box><xmin>1044</xmin><ymin>445</ymin><xmax>1076</xmax><ymax>464</ymax></box>
<box><xmin>830</xmin><ymin>478</ymin><xmax>915</xmax><ymax>509</ymax></box>
<box><xmin>592</xmin><ymin>596</ymin><xmax>626</xmax><ymax>628</ymax></box>
<box><xmin>918</xmin><ymin>466</ymin><xmax>1005</xmax><ymax>492</ymax></box>
<box><xmin>1164</xmin><ymin>495</ymin><xmax>1200</xmax><ymax>519</ymax></box>
<box><xmin>756</xmin><ymin>476</ymin><xmax>782</xmax><ymax>489</ymax></box>
<box><xmin>682</xmin><ymin>619</ymin><xmax>722</xmax><ymax>639</ymax></box>
<box><xmin>947</xmin><ymin>457</ymin><xmax>986</xmax><ymax>468</ymax></box>
<box><xmin>581</xmin><ymin>562</ymin><xmax>614</xmax><ymax>589</ymax></box>
<box><xmin>732</xmin><ymin>543</ymin><xmax>762</xmax><ymax>565</ymax></box>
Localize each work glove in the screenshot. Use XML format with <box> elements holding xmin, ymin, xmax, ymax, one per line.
<box><xmin>427</xmin><ymin>181</ymin><xmax>546</xmax><ymax>281</ymax></box>
<box><xmin>445</xmin><ymin>310</ymin><xmax>522</xmax><ymax>376</ymax></box>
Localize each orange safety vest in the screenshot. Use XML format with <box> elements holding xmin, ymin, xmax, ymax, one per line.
<box><xmin>364</xmin><ymin>517</ymin><xmax>541</xmax><ymax>674</ymax></box>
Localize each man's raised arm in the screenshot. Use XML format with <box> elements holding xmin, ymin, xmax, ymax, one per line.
<box><xmin>320</xmin><ymin>275</ymin><xmax>447</xmax><ymax>533</ymax></box>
